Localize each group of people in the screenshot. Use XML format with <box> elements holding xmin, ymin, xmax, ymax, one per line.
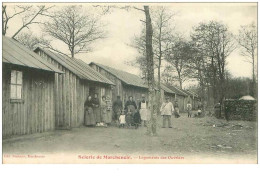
<box><xmin>84</xmin><ymin>94</ymin><xmax>149</xmax><ymax>128</ymax></box>
<box><xmin>117</xmin><ymin>95</ymin><xmax>149</xmax><ymax>129</ymax></box>
<box><xmin>84</xmin><ymin>93</ymin><xmax>202</xmax><ymax>129</ymax></box>
<box><xmin>84</xmin><ymin>93</ymin><xmax>112</xmax><ymax>127</ymax></box>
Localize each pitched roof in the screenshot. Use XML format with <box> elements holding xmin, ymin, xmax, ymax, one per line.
<box><xmin>35</xmin><ymin>48</ymin><xmax>114</xmax><ymax>85</ymax></box>
<box><xmin>90</xmin><ymin>62</ymin><xmax>148</xmax><ymax>89</ymax></box>
<box><xmin>2</xmin><ymin>36</ymin><xmax>63</xmax><ymax>73</ymax></box>
<box><xmin>182</xmin><ymin>89</ymin><xmax>199</xmax><ymax>98</ymax></box>
<box><xmin>166</xmin><ymin>84</ymin><xmax>188</xmax><ymax>97</ymax></box>
<box><xmin>161</xmin><ymin>83</ymin><xmax>175</xmax><ymax>94</ymax></box>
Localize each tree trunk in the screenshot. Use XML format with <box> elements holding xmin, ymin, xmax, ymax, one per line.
<box><xmin>144</xmin><ymin>6</ymin><xmax>157</xmax><ymax>136</ymax></box>
<box><xmin>252</xmin><ymin>51</ymin><xmax>256</xmax><ymax>98</ymax></box>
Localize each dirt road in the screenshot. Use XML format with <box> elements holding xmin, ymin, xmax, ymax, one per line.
<box><xmin>2</xmin><ymin>114</ymin><xmax>257</xmax><ymax>163</ymax></box>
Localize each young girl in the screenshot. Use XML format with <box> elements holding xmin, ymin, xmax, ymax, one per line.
<box><xmin>119</xmin><ymin>110</ymin><xmax>126</xmax><ymax>128</ymax></box>
<box><xmin>125</xmin><ymin>109</ymin><xmax>133</xmax><ymax>128</ymax></box>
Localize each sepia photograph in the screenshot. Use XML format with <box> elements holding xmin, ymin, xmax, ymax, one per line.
<box><xmin>1</xmin><ymin>2</ymin><xmax>258</xmax><ymax>164</ymax></box>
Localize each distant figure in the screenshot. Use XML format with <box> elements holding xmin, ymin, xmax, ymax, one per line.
<box><xmin>174</xmin><ymin>100</ymin><xmax>180</xmax><ymax>118</ymax></box>
<box><xmin>224</xmin><ymin>102</ymin><xmax>230</xmax><ymax>121</ymax></box>
<box><xmin>187</xmin><ymin>101</ymin><xmax>192</xmax><ymax>118</ymax></box>
<box><xmin>113</xmin><ymin>96</ymin><xmax>123</xmax><ymax>122</ymax></box>
<box><xmin>138</xmin><ymin>94</ymin><xmax>148</xmax><ymax>127</ymax></box>
<box><xmin>197</xmin><ymin>100</ymin><xmax>203</xmax><ymax>117</ymax></box>
<box><xmin>214</xmin><ymin>102</ymin><xmax>221</xmax><ymax>119</ymax></box>
<box><xmin>84</xmin><ymin>95</ymin><xmax>95</xmax><ymax>126</ymax></box>
<box><xmin>92</xmin><ymin>93</ymin><xmax>100</xmax><ymax>124</ymax></box>
<box><xmin>119</xmin><ymin>110</ymin><xmax>126</xmax><ymax>128</ymax></box>
<box><xmin>160</xmin><ymin>96</ymin><xmax>174</xmax><ymax>128</ymax></box>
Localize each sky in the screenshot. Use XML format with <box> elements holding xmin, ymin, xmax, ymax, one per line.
<box><xmin>4</xmin><ymin>2</ymin><xmax>258</xmax><ymax>87</ymax></box>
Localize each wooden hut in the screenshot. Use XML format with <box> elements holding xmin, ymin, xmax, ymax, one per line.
<box><xmin>89</xmin><ymin>62</ymin><xmax>148</xmax><ymax>106</ymax></box>
<box><xmin>161</xmin><ymin>83</ymin><xmax>176</xmax><ymax>103</ymax></box>
<box><xmin>89</xmin><ymin>62</ymin><xmax>177</xmax><ymax>111</ymax></box>
<box><xmin>34</xmin><ymin>48</ymin><xmax>114</xmax><ymax>129</ymax></box>
<box><xmin>165</xmin><ymin>84</ymin><xmax>189</xmax><ymax>112</ymax></box>
<box><xmin>2</xmin><ymin>36</ymin><xmax>63</xmax><ymax>138</ymax></box>
<box><xmin>182</xmin><ymin>89</ymin><xmax>200</xmax><ymax>110</ymax></box>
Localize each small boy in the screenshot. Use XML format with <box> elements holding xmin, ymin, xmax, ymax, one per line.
<box><xmin>119</xmin><ymin>110</ymin><xmax>126</xmax><ymax>128</ymax></box>
<box><xmin>187</xmin><ymin>101</ymin><xmax>192</xmax><ymax>118</ymax></box>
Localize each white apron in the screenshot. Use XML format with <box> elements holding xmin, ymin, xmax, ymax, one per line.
<box><xmin>140</xmin><ymin>102</ymin><xmax>148</xmax><ymax>121</ymax></box>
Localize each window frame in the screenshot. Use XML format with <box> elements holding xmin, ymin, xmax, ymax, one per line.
<box><xmin>10</xmin><ymin>70</ymin><xmax>24</xmax><ymax>103</ymax></box>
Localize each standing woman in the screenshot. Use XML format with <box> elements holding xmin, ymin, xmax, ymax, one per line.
<box><xmin>100</xmin><ymin>96</ymin><xmax>108</xmax><ymax>125</ymax></box>
<box><xmin>139</xmin><ymin>94</ymin><xmax>148</xmax><ymax>127</ymax></box>
<box><xmin>84</xmin><ymin>95</ymin><xmax>95</xmax><ymax>126</ymax></box>
<box><xmin>92</xmin><ymin>93</ymin><xmax>100</xmax><ymax>124</ymax></box>
<box><xmin>174</xmin><ymin>100</ymin><xmax>180</xmax><ymax>118</ymax></box>
<box><xmin>105</xmin><ymin>95</ymin><xmax>112</xmax><ymax>125</ymax></box>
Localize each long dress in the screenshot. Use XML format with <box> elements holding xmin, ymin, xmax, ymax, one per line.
<box><xmin>84</xmin><ymin>100</ymin><xmax>95</xmax><ymax>126</ymax></box>
<box><xmin>92</xmin><ymin>98</ymin><xmax>100</xmax><ymax>123</ymax></box>
<box><xmin>113</xmin><ymin>99</ymin><xmax>123</xmax><ymax>121</ymax></box>
<box><xmin>105</xmin><ymin>99</ymin><xmax>112</xmax><ymax>124</ymax></box>
<box><xmin>174</xmin><ymin>102</ymin><xmax>180</xmax><ymax>117</ymax></box>
<box><xmin>139</xmin><ymin>101</ymin><xmax>148</xmax><ymax>121</ymax></box>
<box><xmin>100</xmin><ymin>100</ymin><xmax>107</xmax><ymax>123</ymax></box>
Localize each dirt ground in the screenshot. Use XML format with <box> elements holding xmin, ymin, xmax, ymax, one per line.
<box><xmin>2</xmin><ymin>113</ymin><xmax>258</xmax><ymax>163</ymax></box>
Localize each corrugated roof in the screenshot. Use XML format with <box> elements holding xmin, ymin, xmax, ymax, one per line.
<box><xmin>2</xmin><ymin>36</ymin><xmax>63</xmax><ymax>74</ymax></box>
<box><xmin>166</xmin><ymin>84</ymin><xmax>188</xmax><ymax>97</ymax></box>
<box><xmin>90</xmin><ymin>62</ymin><xmax>148</xmax><ymax>89</ymax></box>
<box><xmin>35</xmin><ymin>48</ymin><xmax>114</xmax><ymax>85</ymax></box>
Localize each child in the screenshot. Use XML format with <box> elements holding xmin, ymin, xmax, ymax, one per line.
<box><xmin>119</xmin><ymin>110</ymin><xmax>126</xmax><ymax>128</ymax></box>
<box><xmin>133</xmin><ymin>110</ymin><xmax>141</xmax><ymax>129</ymax></box>
<box><xmin>187</xmin><ymin>101</ymin><xmax>192</xmax><ymax>118</ymax></box>
<box><xmin>126</xmin><ymin>109</ymin><xmax>133</xmax><ymax>128</ymax></box>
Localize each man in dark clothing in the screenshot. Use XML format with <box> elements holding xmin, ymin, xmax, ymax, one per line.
<box><xmin>214</xmin><ymin>103</ymin><xmax>221</xmax><ymax>119</ymax></box>
<box><xmin>224</xmin><ymin>102</ymin><xmax>230</xmax><ymax>121</ymax></box>
<box><xmin>113</xmin><ymin>96</ymin><xmax>123</xmax><ymax>121</ymax></box>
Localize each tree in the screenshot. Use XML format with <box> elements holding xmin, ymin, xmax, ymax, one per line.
<box><xmin>164</xmin><ymin>38</ymin><xmax>193</xmax><ymax>89</ymax></box>
<box><xmin>15</xmin><ymin>31</ymin><xmax>50</xmax><ymax>50</ymax></box>
<box><xmin>2</xmin><ymin>5</ymin><xmax>53</xmax><ymax>38</ymax></box>
<box><xmin>237</xmin><ymin>22</ymin><xmax>257</xmax><ymax>97</ymax></box>
<box><xmin>191</xmin><ymin>21</ymin><xmax>236</xmax><ymax>105</ymax></box>
<box><xmin>144</xmin><ymin>6</ymin><xmax>157</xmax><ymax>136</ymax></box>
<box><xmin>131</xmin><ymin>7</ymin><xmax>175</xmax><ymax>113</ymax></box>
<box><xmin>44</xmin><ymin>5</ymin><xmax>105</xmax><ymax>58</ymax></box>
<box><xmin>95</xmin><ymin>5</ymin><xmax>158</xmax><ymax>136</ymax></box>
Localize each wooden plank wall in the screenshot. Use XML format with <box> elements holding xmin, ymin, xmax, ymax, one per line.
<box><xmin>122</xmin><ymin>85</ymin><xmax>148</xmax><ymax>108</ymax></box>
<box><xmin>176</xmin><ymin>95</ymin><xmax>185</xmax><ymax>112</ymax></box>
<box><xmin>36</xmin><ymin>50</ymin><xmax>111</xmax><ymax>128</ymax></box>
<box><xmin>89</xmin><ymin>64</ymin><xmax>119</xmax><ymax>103</ymax></box>
<box><xmin>2</xmin><ymin>64</ymin><xmax>55</xmax><ymax>138</ymax></box>
<box><xmin>36</xmin><ymin>50</ymin><xmax>84</xmax><ymax>128</ymax></box>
